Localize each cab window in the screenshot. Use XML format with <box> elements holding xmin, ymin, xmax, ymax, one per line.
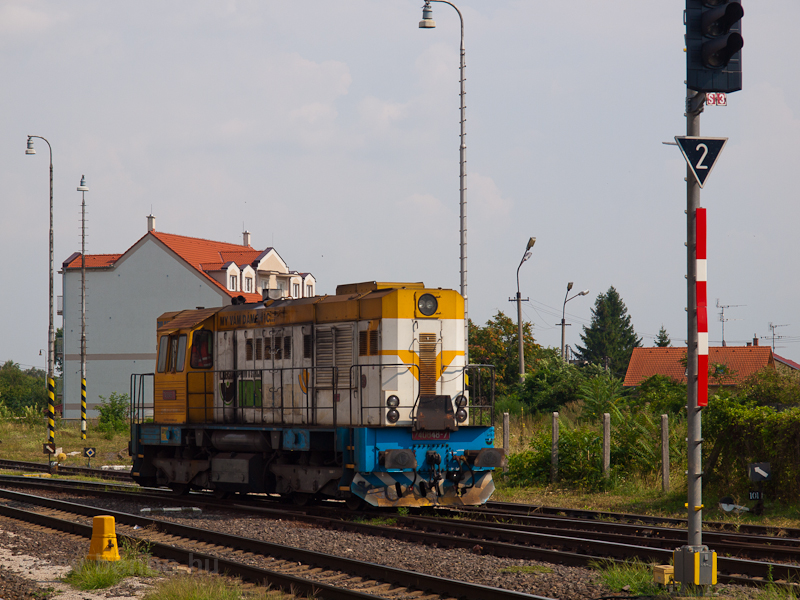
<box><xmin>190</xmin><ymin>330</ymin><xmax>214</xmax><ymax>369</ymax></box>
<box><xmin>157</xmin><ymin>333</ymin><xmax>188</xmax><ymax>373</ymax></box>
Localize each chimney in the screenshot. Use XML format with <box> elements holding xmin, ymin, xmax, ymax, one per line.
<box><xmin>243</xmin><ymin>230</ymin><xmax>251</xmax><ymax>247</ymax></box>
<box><xmin>747</xmin><ymin>342</ymin><xmax>752</xmax><ymax>347</ymax></box>
<box><xmin>147</xmin><ymin>214</ymin><xmax>156</xmax><ymax>232</ymax></box>
<box><xmin>753</xmin><ymin>336</ymin><xmax>759</xmax><ymax>346</ymax></box>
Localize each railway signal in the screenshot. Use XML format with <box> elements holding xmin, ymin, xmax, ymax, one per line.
<box><xmin>686</xmin><ymin>0</ymin><xmax>743</xmax><ymax>93</ymax></box>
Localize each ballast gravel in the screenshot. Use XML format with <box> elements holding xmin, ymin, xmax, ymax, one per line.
<box><xmin>0</xmin><ymin>487</ymin><xmax>756</xmax><ymax>599</ymax></box>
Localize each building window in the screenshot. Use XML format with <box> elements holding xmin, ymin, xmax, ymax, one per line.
<box><xmin>229</xmin><ymin>275</ymin><xmax>238</xmax><ymax>290</ymax></box>
<box><xmin>306</xmin><ymin>284</ymin><xmax>313</xmax><ymax>297</ymax></box>
<box><xmin>293</xmin><ymin>283</ymin><xmax>300</xmax><ymax>297</ymax></box>
<box><xmin>245</xmin><ymin>277</ymin><xmax>253</xmax><ymax>293</ymax></box>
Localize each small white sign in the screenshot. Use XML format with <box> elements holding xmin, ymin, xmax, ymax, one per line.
<box><xmin>706</xmin><ymin>93</ymin><xmax>727</xmax><ymax>106</ymax></box>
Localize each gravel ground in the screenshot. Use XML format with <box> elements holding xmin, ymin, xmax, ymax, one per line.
<box><xmin>0</xmin><ymin>487</ymin><xmax>759</xmax><ymax>599</ymax></box>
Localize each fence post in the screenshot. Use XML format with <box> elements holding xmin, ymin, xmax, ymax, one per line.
<box><xmin>503</xmin><ymin>412</ymin><xmax>510</xmax><ymax>473</ymax></box>
<box><xmin>661</xmin><ymin>414</ymin><xmax>670</xmax><ymax>492</ymax></box>
<box><xmin>603</xmin><ymin>413</ymin><xmax>611</xmax><ymax>477</ymax></box>
<box><xmin>551</xmin><ymin>412</ymin><xmax>559</xmax><ymax>483</ymax></box>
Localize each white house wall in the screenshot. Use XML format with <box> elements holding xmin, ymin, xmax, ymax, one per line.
<box><xmin>61</xmin><ymin>237</ymin><xmax>228</xmax><ymax>420</ymax></box>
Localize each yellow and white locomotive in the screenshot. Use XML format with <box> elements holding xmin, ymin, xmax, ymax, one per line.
<box><xmin>130</xmin><ymin>281</ymin><xmax>503</xmax><ymax>507</ymax></box>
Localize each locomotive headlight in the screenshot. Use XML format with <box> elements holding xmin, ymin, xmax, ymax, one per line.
<box><xmin>417</xmin><ymin>293</ymin><xmax>438</xmax><ymax>316</ymax></box>
<box><xmin>456</xmin><ymin>408</ymin><xmax>468</xmax><ymax>423</ymax></box>
<box><xmin>454</xmin><ymin>395</ymin><xmax>467</xmax><ymax>408</ymax></box>
<box><xmin>387</xmin><ymin>395</ymin><xmax>400</xmax><ymax>408</ymax></box>
<box><xmin>387</xmin><ymin>409</ymin><xmax>400</xmax><ymax>423</ymax></box>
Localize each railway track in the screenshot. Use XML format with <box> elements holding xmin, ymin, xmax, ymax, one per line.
<box><xmin>0</xmin><ymin>476</ymin><xmax>797</xmax><ymax>591</ymax></box>
<box><xmin>0</xmin><ymin>488</ymin><xmax>554</xmax><ymax>600</ymax></box>
<box><xmin>0</xmin><ymin>458</ymin><xmax>131</xmax><ymax>481</ymax></box>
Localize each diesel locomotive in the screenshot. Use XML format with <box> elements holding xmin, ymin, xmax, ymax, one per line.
<box><xmin>130</xmin><ymin>281</ymin><xmax>503</xmax><ymax>507</ymax></box>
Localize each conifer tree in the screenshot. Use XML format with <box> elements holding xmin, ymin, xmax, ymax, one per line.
<box><xmin>575</xmin><ymin>286</ymin><xmax>642</xmax><ymax>377</ymax></box>
<box><xmin>655</xmin><ymin>326</ymin><xmax>671</xmax><ymax>347</ymax></box>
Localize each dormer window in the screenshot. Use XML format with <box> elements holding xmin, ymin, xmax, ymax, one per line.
<box><xmin>229</xmin><ymin>275</ymin><xmax>238</xmax><ymax>291</ymax></box>
<box><xmin>245</xmin><ymin>277</ymin><xmax>253</xmax><ymax>293</ymax></box>
<box><xmin>293</xmin><ymin>283</ymin><xmax>300</xmax><ymax>297</ymax></box>
<box><xmin>306</xmin><ymin>284</ymin><xmax>313</xmax><ymax>297</ymax></box>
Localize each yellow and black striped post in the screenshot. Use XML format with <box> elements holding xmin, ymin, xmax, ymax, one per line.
<box><xmin>47</xmin><ymin>376</ymin><xmax>56</xmax><ymax>445</ymax></box>
<box><xmin>81</xmin><ymin>378</ymin><xmax>87</xmax><ymax>440</ymax></box>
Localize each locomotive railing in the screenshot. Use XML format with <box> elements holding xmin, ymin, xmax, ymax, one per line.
<box><xmin>132</xmin><ymin>361</ymin><xmax>494</xmax><ymax>428</ymax></box>
<box><xmin>463</xmin><ymin>364</ymin><xmax>496</xmax><ymax>426</ymax></box>
<box><xmin>186</xmin><ymin>366</ymin><xmax>338</xmax><ymax>426</ymax></box>
<box><xmin>130</xmin><ymin>373</ymin><xmax>155</xmax><ymax>424</ymax></box>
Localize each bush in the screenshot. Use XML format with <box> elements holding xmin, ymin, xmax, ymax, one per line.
<box><xmin>96</xmin><ymin>392</ymin><xmax>130</xmax><ymax>434</ymax></box>
<box><xmin>518</xmin><ymin>352</ymin><xmax>594</xmax><ymax>414</ymax></box>
<box><xmin>494</xmin><ymin>396</ymin><xmax>526</xmax><ymax>417</ymax></box>
<box><xmin>704</xmin><ymin>394</ymin><xmax>800</xmax><ymax>502</ymax></box>
<box><xmin>633</xmin><ymin>374</ymin><xmax>686</xmax><ymax>415</ymax></box>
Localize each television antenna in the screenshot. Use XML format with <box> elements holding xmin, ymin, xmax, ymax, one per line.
<box><xmin>765</xmin><ymin>322</ymin><xmax>789</xmax><ymax>351</ymax></box>
<box><xmin>716</xmin><ymin>299</ymin><xmax>744</xmax><ymax>347</ymax></box>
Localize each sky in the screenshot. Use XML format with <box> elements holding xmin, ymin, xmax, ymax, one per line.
<box><xmin>2</xmin><ymin>0</ymin><xmax>799</xmax><ymax>372</ymax></box>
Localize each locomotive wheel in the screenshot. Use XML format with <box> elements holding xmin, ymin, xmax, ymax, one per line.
<box><xmin>345</xmin><ymin>495</ymin><xmax>365</xmax><ymax>510</ymax></box>
<box><xmin>169</xmin><ymin>483</ymin><xmax>190</xmax><ymax>496</ymax></box>
<box><xmin>291</xmin><ymin>492</ymin><xmax>312</xmax><ymax>507</ymax></box>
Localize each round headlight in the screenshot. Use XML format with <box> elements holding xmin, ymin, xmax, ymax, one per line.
<box><xmin>454</xmin><ymin>395</ymin><xmax>467</xmax><ymax>408</ymax></box>
<box><xmin>387</xmin><ymin>395</ymin><xmax>400</xmax><ymax>408</ymax></box>
<box><xmin>417</xmin><ymin>293</ymin><xmax>438</xmax><ymax>316</ymax></box>
<box><xmin>456</xmin><ymin>408</ymin><xmax>468</xmax><ymax>423</ymax></box>
<box><xmin>387</xmin><ymin>409</ymin><xmax>400</xmax><ymax>423</ymax></box>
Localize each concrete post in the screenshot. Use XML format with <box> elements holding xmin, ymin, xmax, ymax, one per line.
<box><xmin>551</xmin><ymin>412</ymin><xmax>559</xmax><ymax>482</ymax></box>
<box><xmin>602</xmin><ymin>413</ymin><xmax>610</xmax><ymax>477</ymax></box>
<box><xmin>662</xmin><ymin>414</ymin><xmax>670</xmax><ymax>492</ymax></box>
<box><xmin>503</xmin><ymin>412</ymin><xmax>510</xmax><ymax>473</ymax></box>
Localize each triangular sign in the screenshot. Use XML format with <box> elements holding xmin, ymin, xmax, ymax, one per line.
<box><xmin>674</xmin><ymin>136</ymin><xmax>728</xmax><ymax>188</ymax></box>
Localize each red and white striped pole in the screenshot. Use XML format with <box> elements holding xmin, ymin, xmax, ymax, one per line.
<box><xmin>696</xmin><ymin>208</ymin><xmax>708</xmax><ymax>407</ymax></box>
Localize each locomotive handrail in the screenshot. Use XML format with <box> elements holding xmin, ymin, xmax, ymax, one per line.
<box><xmin>129</xmin><ymin>373</ymin><xmax>155</xmax><ymax>424</ymax></box>
<box><xmin>348</xmin><ymin>362</ymin><xmax>421</xmax><ymax>425</ymax></box>
<box><xmin>185</xmin><ymin>366</ymin><xmax>339</xmax><ymax>427</ymax></box>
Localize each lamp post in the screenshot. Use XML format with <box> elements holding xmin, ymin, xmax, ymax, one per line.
<box><xmin>514</xmin><ymin>238</ymin><xmax>536</xmax><ymax>384</ymax></box>
<box><xmin>77</xmin><ymin>175</ymin><xmax>89</xmax><ymax>440</ymax></box>
<box><xmin>560</xmin><ymin>283</ymin><xmax>590</xmax><ymax>360</ymax></box>
<box><xmin>419</xmin><ymin>0</ymin><xmax>469</xmax><ymax>364</ymax></box>
<box><xmin>26</xmin><ymin>136</ymin><xmax>56</xmax><ymax>446</ymax></box>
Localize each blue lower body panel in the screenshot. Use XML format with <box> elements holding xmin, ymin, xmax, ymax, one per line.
<box><xmin>347</xmin><ymin>426</ymin><xmax>498</xmax><ymax>507</ymax></box>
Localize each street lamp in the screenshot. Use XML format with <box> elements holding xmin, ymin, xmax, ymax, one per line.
<box><xmin>561</xmin><ymin>283</ymin><xmax>590</xmax><ymax>361</ymax></box>
<box><xmin>77</xmin><ymin>175</ymin><xmax>88</xmax><ymax>441</ymax></box>
<box><xmin>26</xmin><ymin>135</ymin><xmax>56</xmax><ymax>446</ymax></box>
<box><xmin>419</xmin><ymin>0</ymin><xmax>469</xmax><ymax>363</ymax></box>
<box><xmin>514</xmin><ymin>238</ymin><xmax>536</xmax><ymax>384</ymax></box>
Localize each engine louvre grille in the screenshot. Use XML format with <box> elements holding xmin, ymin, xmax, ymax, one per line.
<box><xmin>419</xmin><ymin>333</ymin><xmax>437</xmax><ymax>396</ymax></box>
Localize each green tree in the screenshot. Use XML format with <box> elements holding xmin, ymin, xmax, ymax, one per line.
<box><xmin>575</xmin><ymin>286</ymin><xmax>641</xmax><ymax>378</ymax></box>
<box><xmin>0</xmin><ymin>361</ymin><xmax>48</xmax><ymax>413</ymax></box>
<box><xmin>469</xmin><ymin>312</ymin><xmax>538</xmax><ymax>397</ymax></box>
<box><xmin>655</xmin><ymin>326</ymin><xmax>671</xmax><ymax>347</ymax></box>
<box><xmin>518</xmin><ymin>347</ymin><xmax>604</xmax><ymax>413</ymax></box>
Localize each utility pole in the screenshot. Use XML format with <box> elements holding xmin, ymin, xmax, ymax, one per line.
<box><xmin>77</xmin><ymin>176</ymin><xmax>88</xmax><ymax>440</ymax></box>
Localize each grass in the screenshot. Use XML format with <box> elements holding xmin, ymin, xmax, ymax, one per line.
<box><xmin>63</xmin><ymin>538</ymin><xmax>158</xmax><ymax>590</ymax></box>
<box><xmin>493</xmin><ymin>410</ymin><xmax>800</xmax><ymax>530</ymax></box>
<box><xmin>590</xmin><ymin>560</ymin><xmax>667</xmax><ymax>597</ymax></box>
<box><xmin>142</xmin><ymin>574</ymin><xmax>290</xmax><ymax>600</ymax></box>
<box><xmin>0</xmin><ymin>418</ymin><xmax>131</xmax><ymax>466</ymax></box>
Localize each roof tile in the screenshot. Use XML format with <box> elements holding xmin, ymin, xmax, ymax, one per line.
<box><xmin>624</xmin><ymin>346</ymin><xmax>774</xmax><ymax>387</ymax></box>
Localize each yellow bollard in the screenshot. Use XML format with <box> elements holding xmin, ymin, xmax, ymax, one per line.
<box><xmin>87</xmin><ymin>515</ymin><xmax>120</xmax><ymax>561</ymax></box>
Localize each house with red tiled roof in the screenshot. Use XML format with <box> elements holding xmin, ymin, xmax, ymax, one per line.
<box><xmin>624</xmin><ymin>340</ymin><xmax>775</xmax><ymax>390</ymax></box>
<box><xmin>58</xmin><ymin>215</ymin><xmax>315</xmax><ymax>419</ymax></box>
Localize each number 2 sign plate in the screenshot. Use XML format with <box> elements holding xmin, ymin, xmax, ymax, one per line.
<box><xmin>675</xmin><ymin>136</ymin><xmax>728</xmax><ymax>189</ymax></box>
